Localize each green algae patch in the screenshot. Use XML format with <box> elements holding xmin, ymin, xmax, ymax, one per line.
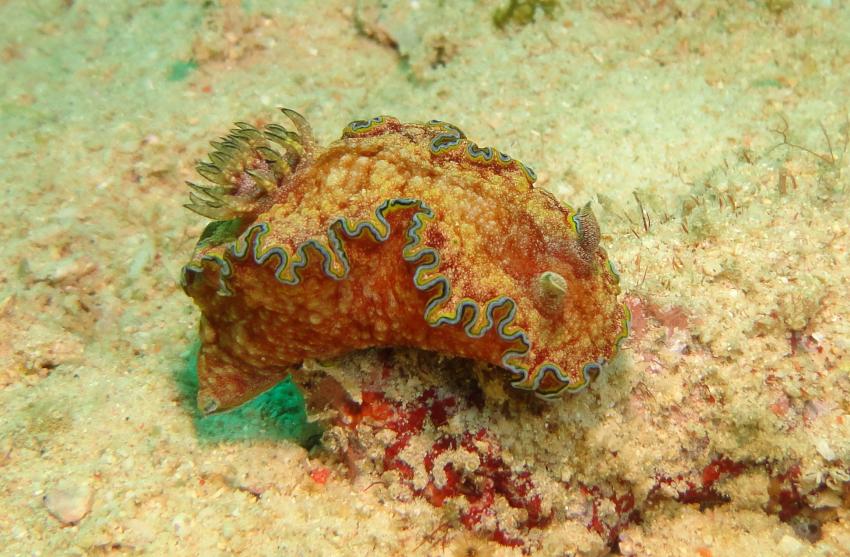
<box><xmin>493</xmin><ymin>0</ymin><xmax>559</xmax><ymax>29</ymax></box>
<box><xmin>751</xmin><ymin>78</ymin><xmax>784</xmax><ymax>88</ymax></box>
<box><xmin>179</xmin><ymin>340</ymin><xmax>322</xmax><ymax>448</ymax></box>
<box><xmin>167</xmin><ymin>59</ymin><xmax>198</xmax><ymax>82</ymax></box>
<box><xmin>195</xmin><ymin>218</ymin><xmax>243</xmax><ymax>250</ymax></box>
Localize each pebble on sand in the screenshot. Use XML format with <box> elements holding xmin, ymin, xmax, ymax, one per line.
<box><xmin>43</xmin><ymin>483</ymin><xmax>93</xmax><ymax>525</ymax></box>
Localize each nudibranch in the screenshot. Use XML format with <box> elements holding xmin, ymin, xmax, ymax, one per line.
<box><xmin>181</xmin><ymin>109</ymin><xmax>629</xmax><ymax>414</ymax></box>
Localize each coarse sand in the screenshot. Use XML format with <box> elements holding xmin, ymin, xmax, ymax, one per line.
<box><xmin>0</xmin><ymin>1</ymin><xmax>848</xmax><ymax>555</ymax></box>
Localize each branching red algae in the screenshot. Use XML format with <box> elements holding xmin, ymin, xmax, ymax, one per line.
<box><xmin>181</xmin><ymin>109</ymin><xmax>629</xmax><ymax>413</ymax></box>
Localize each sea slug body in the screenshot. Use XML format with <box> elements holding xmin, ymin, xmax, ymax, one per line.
<box><xmin>181</xmin><ymin>110</ymin><xmax>629</xmax><ymax>413</ymax></box>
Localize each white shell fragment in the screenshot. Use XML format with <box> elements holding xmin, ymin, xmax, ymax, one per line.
<box><xmin>43</xmin><ymin>483</ymin><xmax>93</xmax><ymax>525</ymax></box>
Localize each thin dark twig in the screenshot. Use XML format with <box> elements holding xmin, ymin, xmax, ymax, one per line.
<box><xmin>820</xmin><ymin>121</ymin><xmax>836</xmax><ymax>165</ymax></box>
<box><xmin>633</xmin><ymin>192</ymin><xmax>651</xmax><ymax>233</ymax></box>
<box><xmin>768</xmin><ymin>115</ymin><xmax>839</xmax><ymax>165</ymax></box>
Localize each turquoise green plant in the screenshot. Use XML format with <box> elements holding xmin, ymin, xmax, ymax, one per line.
<box><xmin>181</xmin><ymin>341</ymin><xmax>321</xmax><ymax>447</ymax></box>
<box><xmin>167</xmin><ymin>59</ymin><xmax>198</xmax><ymax>82</ymax></box>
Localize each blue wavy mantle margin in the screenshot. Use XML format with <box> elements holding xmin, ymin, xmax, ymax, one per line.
<box><xmin>181</xmin><ymin>198</ymin><xmax>624</xmax><ymax>397</ymax></box>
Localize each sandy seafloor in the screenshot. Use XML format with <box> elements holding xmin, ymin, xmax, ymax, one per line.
<box><xmin>1</xmin><ymin>1</ymin><xmax>849</xmax><ymax>555</ymax></box>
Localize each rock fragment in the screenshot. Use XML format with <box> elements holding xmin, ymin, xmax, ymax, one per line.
<box><xmin>43</xmin><ymin>483</ymin><xmax>93</xmax><ymax>525</ymax></box>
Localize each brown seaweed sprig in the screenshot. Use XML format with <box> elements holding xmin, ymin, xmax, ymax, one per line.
<box><xmin>185</xmin><ymin>108</ymin><xmax>315</xmax><ymax>220</ymax></box>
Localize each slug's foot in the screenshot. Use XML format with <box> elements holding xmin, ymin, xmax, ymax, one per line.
<box><xmin>196</xmin><ymin>341</ymin><xmax>290</xmax><ymax>414</ymax></box>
